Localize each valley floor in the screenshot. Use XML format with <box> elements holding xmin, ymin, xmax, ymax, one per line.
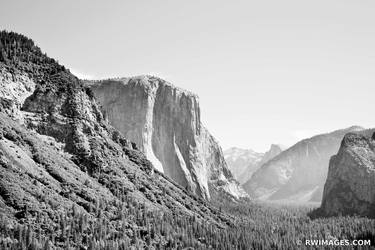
<box><xmin>1</xmin><ymin>198</ymin><xmax>374</xmax><ymax>249</ymax></box>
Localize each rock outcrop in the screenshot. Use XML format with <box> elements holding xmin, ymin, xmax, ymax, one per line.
<box><xmin>86</xmin><ymin>78</ymin><xmax>247</xmax><ymax>200</ymax></box>
<box><xmin>243</xmin><ymin>126</ymin><xmax>364</xmax><ymax>203</ymax></box>
<box><xmin>224</xmin><ymin>144</ymin><xmax>284</xmax><ymax>184</ymax></box>
<box><xmin>319</xmin><ymin>131</ymin><xmax>375</xmax><ymax>218</ymax></box>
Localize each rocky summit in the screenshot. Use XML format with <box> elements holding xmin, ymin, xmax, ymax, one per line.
<box><xmin>243</xmin><ymin>126</ymin><xmax>364</xmax><ymax>203</ymax></box>
<box><xmin>318</xmin><ymin>130</ymin><xmax>375</xmax><ymax>218</ymax></box>
<box><xmin>86</xmin><ymin>77</ymin><xmax>247</xmax><ymax>200</ymax></box>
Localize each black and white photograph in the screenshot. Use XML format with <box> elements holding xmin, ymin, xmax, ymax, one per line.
<box><xmin>0</xmin><ymin>0</ymin><xmax>374</xmax><ymax>249</ymax></box>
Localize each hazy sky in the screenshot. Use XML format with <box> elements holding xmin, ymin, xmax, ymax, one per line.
<box><xmin>1</xmin><ymin>0</ymin><xmax>375</xmax><ymax>151</ymax></box>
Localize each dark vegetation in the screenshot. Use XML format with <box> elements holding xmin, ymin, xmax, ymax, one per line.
<box><xmin>0</xmin><ymin>195</ymin><xmax>228</xmax><ymax>249</ymax></box>
<box><xmin>0</xmin><ymin>30</ymin><xmax>68</xmax><ymax>84</ymax></box>
<box><xmin>0</xmin><ymin>30</ymin><xmax>93</xmax><ymax>116</ymax></box>
<box><xmin>1</xmin><ymin>199</ymin><xmax>374</xmax><ymax>249</ymax></box>
<box><xmin>0</xmin><ymin>31</ymin><xmax>374</xmax><ymax>249</ymax></box>
<box><xmin>215</xmin><ymin>200</ymin><xmax>375</xmax><ymax>249</ymax></box>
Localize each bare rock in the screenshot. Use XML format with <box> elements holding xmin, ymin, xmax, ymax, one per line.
<box><xmin>86</xmin><ymin>77</ymin><xmax>247</xmax><ymax>200</ymax></box>
<box><xmin>319</xmin><ymin>132</ymin><xmax>375</xmax><ymax>218</ymax></box>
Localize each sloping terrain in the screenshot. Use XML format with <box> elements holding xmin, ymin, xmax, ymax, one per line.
<box><xmin>243</xmin><ymin>126</ymin><xmax>364</xmax><ymax>202</ymax></box>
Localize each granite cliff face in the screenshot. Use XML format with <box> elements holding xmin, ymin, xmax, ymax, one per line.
<box><xmin>86</xmin><ymin>77</ymin><xmax>247</xmax><ymax>200</ymax></box>
<box><xmin>261</xmin><ymin>144</ymin><xmax>285</xmax><ymax>165</ymax></box>
<box><xmin>319</xmin><ymin>131</ymin><xmax>375</xmax><ymax>218</ymax></box>
<box><xmin>224</xmin><ymin>144</ymin><xmax>284</xmax><ymax>184</ymax></box>
<box><xmin>243</xmin><ymin>127</ymin><xmax>364</xmax><ymax>203</ymax></box>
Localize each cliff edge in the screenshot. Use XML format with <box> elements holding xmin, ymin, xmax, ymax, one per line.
<box><xmin>319</xmin><ymin>132</ymin><xmax>375</xmax><ymax>218</ymax></box>
<box><xmin>86</xmin><ymin>77</ymin><xmax>247</xmax><ymax>200</ymax></box>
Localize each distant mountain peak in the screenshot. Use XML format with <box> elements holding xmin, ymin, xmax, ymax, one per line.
<box><xmin>224</xmin><ymin>144</ymin><xmax>285</xmax><ymax>185</ymax></box>
<box><xmin>345</xmin><ymin>125</ymin><xmax>364</xmax><ymax>131</ymax></box>
<box><xmin>270</xmin><ymin>144</ymin><xmax>287</xmax><ymax>150</ymax></box>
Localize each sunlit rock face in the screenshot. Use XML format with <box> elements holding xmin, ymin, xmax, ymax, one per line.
<box><xmin>86</xmin><ymin>76</ymin><xmax>247</xmax><ymax>200</ymax></box>
<box><xmin>243</xmin><ymin>126</ymin><xmax>364</xmax><ymax>203</ymax></box>
<box><xmin>320</xmin><ymin>131</ymin><xmax>375</xmax><ymax>218</ymax></box>
<box><xmin>0</xmin><ymin>67</ymin><xmax>35</xmax><ymax>120</ymax></box>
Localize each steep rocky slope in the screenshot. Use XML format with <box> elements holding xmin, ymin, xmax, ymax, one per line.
<box><xmin>86</xmin><ymin>78</ymin><xmax>247</xmax><ymax>200</ymax></box>
<box><xmin>318</xmin><ymin>131</ymin><xmax>375</xmax><ymax>218</ymax></box>
<box><xmin>224</xmin><ymin>144</ymin><xmax>284</xmax><ymax>184</ymax></box>
<box><xmin>0</xmin><ymin>31</ymin><xmax>233</xmax><ymax>248</ymax></box>
<box><xmin>243</xmin><ymin>126</ymin><xmax>364</xmax><ymax>203</ymax></box>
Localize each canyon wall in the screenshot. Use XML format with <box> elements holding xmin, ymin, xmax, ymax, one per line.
<box><xmin>319</xmin><ymin>131</ymin><xmax>375</xmax><ymax>218</ymax></box>
<box><xmin>87</xmin><ymin>76</ymin><xmax>247</xmax><ymax>200</ymax></box>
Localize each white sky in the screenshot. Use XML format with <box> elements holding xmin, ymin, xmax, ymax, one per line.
<box><xmin>1</xmin><ymin>0</ymin><xmax>374</xmax><ymax>151</ymax></box>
